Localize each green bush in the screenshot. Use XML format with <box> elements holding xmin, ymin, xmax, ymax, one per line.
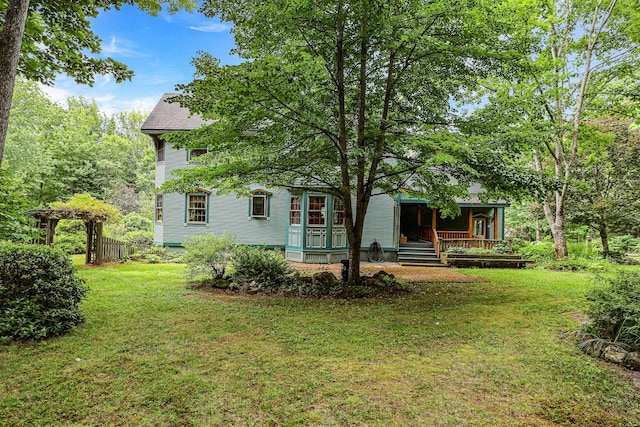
<box><xmin>512</xmin><ymin>240</ymin><xmax>555</xmax><ymax>262</ymax></box>
<box><xmin>182</xmin><ymin>233</ymin><xmax>235</xmax><ymax>283</ymax></box>
<box><xmin>122</xmin><ymin>229</ymin><xmax>154</xmax><ymax>245</ymax></box>
<box><xmin>492</xmin><ymin>243</ymin><xmax>513</xmax><ymax>254</ymax></box>
<box><xmin>230</xmin><ymin>246</ymin><xmax>295</xmax><ymax>292</ymax></box>
<box><xmin>584</xmin><ymin>271</ymin><xmax>640</xmax><ymax>351</ymax></box>
<box><xmin>53</xmin><ymin>219</ymin><xmax>86</xmax><ymax>255</ymax></box>
<box><xmin>0</xmin><ymin>242</ymin><xmax>88</xmax><ymax>343</ymax></box>
<box><xmin>123</xmin><ymin>212</ymin><xmax>153</xmax><ymax>233</ymax></box>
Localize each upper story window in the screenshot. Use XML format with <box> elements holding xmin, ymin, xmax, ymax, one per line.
<box><xmin>156</xmin><ymin>138</ymin><xmax>165</xmax><ymax>162</ymax></box>
<box><xmin>155</xmin><ymin>194</ymin><xmax>163</xmax><ymax>222</ymax></box>
<box><xmin>290</xmin><ymin>195</ymin><xmax>301</xmax><ymax>225</ymax></box>
<box><xmin>187</xmin><ymin>193</ymin><xmax>207</xmax><ymax>224</ymax></box>
<box><xmin>307</xmin><ymin>195</ymin><xmax>326</xmax><ymax>226</ymax></box>
<box><xmin>188</xmin><ymin>148</ymin><xmax>208</xmax><ymax>161</ymax></box>
<box><xmin>333</xmin><ymin>197</ymin><xmax>345</xmax><ymax>226</ymax></box>
<box><xmin>249</xmin><ymin>190</ymin><xmax>271</xmax><ymax>219</ymax></box>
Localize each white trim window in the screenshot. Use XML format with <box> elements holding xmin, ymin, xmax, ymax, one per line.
<box><xmin>333</xmin><ymin>197</ymin><xmax>345</xmax><ymax>226</ymax></box>
<box><xmin>156</xmin><ymin>139</ymin><xmax>165</xmax><ymax>162</ymax></box>
<box><xmin>155</xmin><ymin>194</ymin><xmax>163</xmax><ymax>222</ymax></box>
<box><xmin>307</xmin><ymin>195</ymin><xmax>326</xmax><ymax>226</ymax></box>
<box><xmin>188</xmin><ymin>148</ymin><xmax>208</xmax><ymax>161</ymax></box>
<box><xmin>187</xmin><ymin>194</ymin><xmax>207</xmax><ymax>224</ymax></box>
<box><xmin>290</xmin><ymin>195</ymin><xmax>301</xmax><ymax>225</ymax></box>
<box><xmin>251</xmin><ymin>194</ymin><xmax>268</xmax><ymax>218</ymax></box>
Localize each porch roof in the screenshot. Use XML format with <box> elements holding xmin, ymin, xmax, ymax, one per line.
<box><xmin>398</xmin><ymin>193</ymin><xmax>508</xmax><ymax>207</ymax></box>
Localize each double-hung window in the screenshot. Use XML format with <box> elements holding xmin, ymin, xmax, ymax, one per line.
<box><xmin>333</xmin><ymin>197</ymin><xmax>345</xmax><ymax>226</ymax></box>
<box><xmin>307</xmin><ymin>195</ymin><xmax>326</xmax><ymax>226</ymax></box>
<box><xmin>249</xmin><ymin>190</ymin><xmax>271</xmax><ymax>219</ymax></box>
<box><xmin>155</xmin><ymin>194</ymin><xmax>163</xmax><ymax>222</ymax></box>
<box><xmin>188</xmin><ymin>148</ymin><xmax>208</xmax><ymax>161</ymax></box>
<box><xmin>290</xmin><ymin>196</ymin><xmax>301</xmax><ymax>225</ymax></box>
<box><xmin>156</xmin><ymin>139</ymin><xmax>165</xmax><ymax>162</ymax></box>
<box><xmin>187</xmin><ymin>194</ymin><xmax>207</xmax><ymax>224</ymax></box>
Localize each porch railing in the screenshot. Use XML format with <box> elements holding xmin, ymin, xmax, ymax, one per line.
<box><xmin>438</xmin><ymin>238</ymin><xmax>504</xmax><ymax>253</ymax></box>
<box><xmin>437</xmin><ymin>230</ymin><xmax>470</xmax><ymax>239</ymax></box>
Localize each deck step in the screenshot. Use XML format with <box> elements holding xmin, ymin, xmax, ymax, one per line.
<box><xmin>398</xmin><ymin>243</ymin><xmax>443</xmax><ymax>266</ymax></box>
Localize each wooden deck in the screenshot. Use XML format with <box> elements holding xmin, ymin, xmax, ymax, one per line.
<box><xmin>442</xmin><ymin>253</ymin><xmax>534</xmax><ymax>269</ymax></box>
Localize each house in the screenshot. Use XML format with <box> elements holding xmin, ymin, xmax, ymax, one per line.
<box><xmin>141</xmin><ymin>94</ymin><xmax>508</xmax><ymax>264</ymax></box>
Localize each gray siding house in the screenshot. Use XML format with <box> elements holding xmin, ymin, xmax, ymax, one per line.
<box><xmin>141</xmin><ymin>94</ymin><xmax>507</xmax><ymax>264</ymax></box>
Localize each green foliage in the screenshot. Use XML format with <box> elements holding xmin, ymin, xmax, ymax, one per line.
<box><xmin>119</xmin><ymin>212</ymin><xmax>154</xmax><ymax>245</ymax></box>
<box><xmin>230</xmin><ymin>246</ymin><xmax>295</xmax><ymax>292</ymax></box>
<box><xmin>512</xmin><ymin>238</ymin><xmax>614</xmax><ymax>271</ymax></box>
<box><xmin>7</xmin><ymin>1</ymin><xmax>195</xmax><ymax>87</ymax></box>
<box><xmin>53</xmin><ymin>220</ymin><xmax>86</xmax><ymax>255</ymax></box>
<box><xmin>51</xmin><ymin>194</ymin><xmax>121</xmax><ymax>222</ymax></box>
<box><xmin>585</xmin><ymin>271</ymin><xmax>640</xmax><ymax>351</ymax></box>
<box><xmin>182</xmin><ymin>233</ymin><xmax>235</xmax><ymax>282</ymax></box>
<box><xmin>0</xmin><ymin>169</ymin><xmax>34</xmax><ymax>242</ymax></box>
<box><xmin>0</xmin><ymin>242</ymin><xmax>88</xmax><ymax>343</ymax></box>
<box><xmin>512</xmin><ymin>240</ymin><xmax>555</xmax><ymax>263</ymax></box>
<box><xmin>166</xmin><ymin>0</ymin><xmax>538</xmax><ymax>283</ymax></box>
<box><xmin>5</xmin><ymin>79</ymin><xmax>157</xmax><ymax>214</ymax></box>
<box><xmin>492</xmin><ymin>243</ymin><xmax>513</xmax><ymax>254</ymax></box>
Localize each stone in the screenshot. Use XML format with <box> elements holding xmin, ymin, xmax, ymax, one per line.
<box><xmin>312</xmin><ymin>271</ymin><xmax>339</xmax><ymax>287</ymax></box>
<box><xmin>624</xmin><ymin>352</ymin><xmax>640</xmax><ymax>371</ymax></box>
<box><xmin>602</xmin><ymin>346</ymin><xmax>627</xmax><ymax>364</ymax></box>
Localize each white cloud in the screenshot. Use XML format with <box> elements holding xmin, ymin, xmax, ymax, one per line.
<box><xmin>189</xmin><ymin>23</ymin><xmax>231</xmax><ymax>33</ymax></box>
<box><xmin>38</xmin><ymin>84</ymin><xmax>70</xmax><ymax>106</ymax></box>
<box><xmin>101</xmin><ymin>37</ymin><xmax>143</xmax><ymax>57</ymax></box>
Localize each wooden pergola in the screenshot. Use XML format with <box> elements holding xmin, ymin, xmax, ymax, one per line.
<box><xmin>30</xmin><ymin>208</ymin><xmax>108</xmax><ymax>265</ymax></box>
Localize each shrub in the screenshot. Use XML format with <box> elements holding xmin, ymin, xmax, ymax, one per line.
<box><xmin>53</xmin><ymin>219</ymin><xmax>86</xmax><ymax>255</ymax></box>
<box><xmin>513</xmin><ymin>240</ymin><xmax>555</xmax><ymax>263</ymax></box>
<box><xmin>122</xmin><ymin>212</ymin><xmax>153</xmax><ymax>233</ymax></box>
<box><xmin>0</xmin><ymin>242</ymin><xmax>88</xmax><ymax>343</ymax></box>
<box><xmin>182</xmin><ymin>233</ymin><xmax>235</xmax><ymax>283</ymax></box>
<box><xmin>492</xmin><ymin>243</ymin><xmax>513</xmax><ymax>254</ymax></box>
<box><xmin>230</xmin><ymin>246</ymin><xmax>294</xmax><ymax>292</ymax></box>
<box><xmin>584</xmin><ymin>271</ymin><xmax>640</xmax><ymax>352</ymax></box>
<box><xmin>122</xmin><ymin>229</ymin><xmax>154</xmax><ymax>246</ymax></box>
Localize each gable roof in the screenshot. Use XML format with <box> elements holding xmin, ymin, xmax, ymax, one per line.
<box><xmin>140</xmin><ymin>93</ymin><xmax>211</xmax><ymax>134</ymax></box>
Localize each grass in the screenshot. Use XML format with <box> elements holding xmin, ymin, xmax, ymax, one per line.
<box><xmin>1</xmin><ymin>260</ymin><xmax>640</xmax><ymax>426</ymax></box>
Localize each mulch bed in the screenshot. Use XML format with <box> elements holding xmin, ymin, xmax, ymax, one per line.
<box><xmin>290</xmin><ymin>262</ymin><xmax>487</xmax><ymax>283</ymax></box>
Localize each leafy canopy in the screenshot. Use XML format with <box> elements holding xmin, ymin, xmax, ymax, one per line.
<box><xmin>3</xmin><ymin>0</ymin><xmax>196</xmax><ymax>86</ymax></box>
<box><xmin>166</xmin><ymin>0</ymin><xmax>537</xmax><ymax>216</ymax></box>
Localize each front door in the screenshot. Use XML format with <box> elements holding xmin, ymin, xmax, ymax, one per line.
<box><xmin>473</xmin><ymin>218</ymin><xmax>486</xmax><ymax>239</ymax></box>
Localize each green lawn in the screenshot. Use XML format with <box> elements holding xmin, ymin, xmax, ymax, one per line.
<box><xmin>1</xmin><ymin>261</ymin><xmax>639</xmax><ymax>426</ymax></box>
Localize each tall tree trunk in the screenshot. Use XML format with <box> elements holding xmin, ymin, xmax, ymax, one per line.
<box><xmin>599</xmin><ymin>210</ymin><xmax>610</xmax><ymax>258</ymax></box>
<box><xmin>551</xmin><ymin>210</ymin><xmax>569</xmax><ymax>259</ymax></box>
<box><xmin>0</xmin><ymin>0</ymin><xmax>30</xmax><ymax>168</ymax></box>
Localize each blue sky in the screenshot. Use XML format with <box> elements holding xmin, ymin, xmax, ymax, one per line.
<box><xmin>40</xmin><ymin>5</ymin><xmax>238</xmax><ymax>115</ymax></box>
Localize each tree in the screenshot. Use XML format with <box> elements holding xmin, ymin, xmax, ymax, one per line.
<box><xmin>3</xmin><ymin>78</ymin><xmax>156</xmax><ymax>217</ymax></box>
<box><xmin>0</xmin><ymin>0</ymin><xmax>195</xmax><ymax>168</ymax></box>
<box><xmin>567</xmin><ymin>117</ymin><xmax>640</xmax><ymax>256</ymax></box>
<box><xmin>165</xmin><ymin>0</ymin><xmax>535</xmax><ymax>284</ymax></box>
<box><xmin>472</xmin><ymin>0</ymin><xmax>640</xmax><ymax>259</ymax></box>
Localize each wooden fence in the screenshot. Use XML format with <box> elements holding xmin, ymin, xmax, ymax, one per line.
<box><xmin>96</xmin><ymin>236</ymin><xmax>138</xmax><ymax>264</ymax></box>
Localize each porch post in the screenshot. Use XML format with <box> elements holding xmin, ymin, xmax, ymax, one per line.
<box><xmin>493</xmin><ymin>208</ymin><xmax>499</xmax><ymax>240</ymax></box>
<box><xmin>468</xmin><ymin>207</ymin><xmax>473</xmax><ymax>238</ymax></box>
<box><xmin>432</xmin><ymin>208</ymin><xmax>437</xmax><ymax>230</ymax></box>
<box><xmin>417</xmin><ymin>205</ymin><xmax>421</xmax><ymax>227</ymax></box>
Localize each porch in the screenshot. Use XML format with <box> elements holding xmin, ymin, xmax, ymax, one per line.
<box><xmin>400</xmin><ymin>203</ymin><xmax>506</xmax><ymax>256</ymax></box>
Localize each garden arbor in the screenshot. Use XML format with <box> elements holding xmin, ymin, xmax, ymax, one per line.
<box><xmin>30</xmin><ymin>208</ymin><xmax>107</xmax><ymax>265</ymax></box>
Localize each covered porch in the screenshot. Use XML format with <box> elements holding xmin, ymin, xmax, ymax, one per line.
<box><xmin>399</xmin><ymin>202</ymin><xmax>506</xmax><ymax>255</ymax></box>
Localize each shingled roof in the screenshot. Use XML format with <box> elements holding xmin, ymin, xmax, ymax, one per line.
<box><xmin>140</xmin><ymin>93</ymin><xmax>211</xmax><ymax>134</ymax></box>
